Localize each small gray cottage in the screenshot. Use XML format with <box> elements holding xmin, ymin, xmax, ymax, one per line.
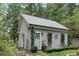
<box><xmin>18</xmin><ymin>14</ymin><xmax>69</xmax><ymax>50</ymax></box>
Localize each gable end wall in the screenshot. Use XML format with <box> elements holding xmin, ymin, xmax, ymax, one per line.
<box><xmin>18</xmin><ymin>18</ymin><xmax>31</xmax><ymax>50</ymax></box>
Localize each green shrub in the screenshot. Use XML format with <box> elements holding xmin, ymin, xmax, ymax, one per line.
<box><xmin>44</xmin><ymin>47</ymin><xmax>79</xmax><ymax>53</ymax></box>
<box><xmin>52</xmin><ymin>48</ymin><xmax>64</xmax><ymax>52</ymax></box>
<box><xmin>65</xmin><ymin>47</ymin><xmax>79</xmax><ymax>50</ymax></box>
<box><xmin>44</xmin><ymin>48</ymin><xmax>52</xmax><ymax>53</ymax></box>
<box><xmin>41</xmin><ymin>45</ymin><xmax>47</xmax><ymax>51</ymax></box>
<box><xmin>44</xmin><ymin>48</ymin><xmax>64</xmax><ymax>53</ymax></box>
<box><xmin>31</xmin><ymin>46</ymin><xmax>38</xmax><ymax>53</ymax></box>
<box><xmin>17</xmin><ymin>47</ymin><xmax>25</xmax><ymax>51</ymax></box>
<box><xmin>0</xmin><ymin>40</ymin><xmax>17</xmax><ymax>56</ymax></box>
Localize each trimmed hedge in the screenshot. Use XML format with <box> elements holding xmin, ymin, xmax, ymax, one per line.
<box><xmin>44</xmin><ymin>48</ymin><xmax>64</xmax><ymax>53</ymax></box>
<box><xmin>44</xmin><ymin>47</ymin><xmax>79</xmax><ymax>53</ymax></box>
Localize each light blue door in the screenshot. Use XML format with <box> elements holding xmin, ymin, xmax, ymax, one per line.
<box><xmin>34</xmin><ymin>32</ymin><xmax>42</xmax><ymax>50</ymax></box>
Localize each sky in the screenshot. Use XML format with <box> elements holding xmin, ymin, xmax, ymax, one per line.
<box><xmin>0</xmin><ymin>0</ymin><xmax>79</xmax><ymax>3</ymax></box>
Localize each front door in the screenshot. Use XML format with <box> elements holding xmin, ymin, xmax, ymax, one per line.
<box><xmin>34</xmin><ymin>32</ymin><xmax>42</xmax><ymax>50</ymax></box>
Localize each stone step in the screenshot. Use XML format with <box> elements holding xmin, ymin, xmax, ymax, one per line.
<box><xmin>16</xmin><ymin>50</ymin><xmax>32</xmax><ymax>56</ymax></box>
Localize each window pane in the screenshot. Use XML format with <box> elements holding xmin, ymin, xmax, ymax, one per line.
<box><xmin>34</xmin><ymin>33</ymin><xmax>40</xmax><ymax>39</ymax></box>
<box><xmin>55</xmin><ymin>34</ymin><xmax>58</xmax><ymax>39</ymax></box>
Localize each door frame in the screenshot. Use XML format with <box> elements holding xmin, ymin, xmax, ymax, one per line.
<box><xmin>34</xmin><ymin>31</ymin><xmax>42</xmax><ymax>50</ymax></box>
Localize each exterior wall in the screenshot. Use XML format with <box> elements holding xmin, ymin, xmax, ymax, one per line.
<box><xmin>18</xmin><ymin>19</ymin><xmax>31</xmax><ymax>50</ymax></box>
<box><xmin>51</xmin><ymin>32</ymin><xmax>61</xmax><ymax>48</ymax></box>
<box><xmin>18</xmin><ymin>20</ymin><xmax>68</xmax><ymax>50</ymax></box>
<box><xmin>33</xmin><ymin>25</ymin><xmax>68</xmax><ymax>49</ymax></box>
<box><xmin>34</xmin><ymin>29</ymin><xmax>68</xmax><ymax>49</ymax></box>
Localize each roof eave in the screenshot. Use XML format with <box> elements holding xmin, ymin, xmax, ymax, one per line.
<box><xmin>29</xmin><ymin>24</ymin><xmax>69</xmax><ymax>31</ymax></box>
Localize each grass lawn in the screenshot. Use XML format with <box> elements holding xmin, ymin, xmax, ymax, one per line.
<box><xmin>33</xmin><ymin>50</ymin><xmax>78</xmax><ymax>56</ymax></box>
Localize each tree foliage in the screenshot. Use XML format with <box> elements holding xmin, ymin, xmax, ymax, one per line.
<box><xmin>5</xmin><ymin>4</ymin><xmax>21</xmax><ymax>42</ymax></box>
<box><xmin>0</xmin><ymin>4</ymin><xmax>17</xmax><ymax>56</ymax></box>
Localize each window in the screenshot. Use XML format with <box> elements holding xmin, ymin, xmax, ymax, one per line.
<box><xmin>47</xmin><ymin>32</ymin><xmax>52</xmax><ymax>47</ymax></box>
<box><xmin>34</xmin><ymin>33</ymin><xmax>40</xmax><ymax>39</ymax></box>
<box><xmin>61</xmin><ymin>33</ymin><xmax>65</xmax><ymax>46</ymax></box>
<box><xmin>54</xmin><ymin>34</ymin><xmax>58</xmax><ymax>39</ymax></box>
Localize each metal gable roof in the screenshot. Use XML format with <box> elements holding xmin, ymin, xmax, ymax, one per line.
<box><xmin>21</xmin><ymin>14</ymin><xmax>69</xmax><ymax>30</ymax></box>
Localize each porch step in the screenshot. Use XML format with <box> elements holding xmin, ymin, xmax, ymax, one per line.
<box><xmin>16</xmin><ymin>50</ymin><xmax>32</xmax><ymax>56</ymax></box>
<box><xmin>16</xmin><ymin>50</ymin><xmax>26</xmax><ymax>56</ymax></box>
<box><xmin>26</xmin><ymin>50</ymin><xmax>32</xmax><ymax>56</ymax></box>
<box><xmin>36</xmin><ymin>52</ymin><xmax>47</xmax><ymax>56</ymax></box>
<box><xmin>37</xmin><ymin>51</ymin><xmax>43</xmax><ymax>53</ymax></box>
